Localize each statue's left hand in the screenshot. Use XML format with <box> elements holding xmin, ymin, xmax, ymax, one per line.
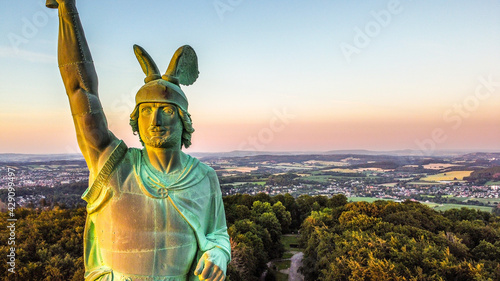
<box><xmin>194</xmin><ymin>251</ymin><xmax>226</xmax><ymax>281</ymax></box>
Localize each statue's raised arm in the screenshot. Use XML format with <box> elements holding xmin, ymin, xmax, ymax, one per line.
<box><xmin>48</xmin><ymin>0</ymin><xmax>118</xmax><ymax>177</ymax></box>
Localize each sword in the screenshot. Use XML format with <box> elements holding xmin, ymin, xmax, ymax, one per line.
<box><xmin>46</xmin><ymin>0</ymin><xmax>58</xmax><ymax>9</ymax></box>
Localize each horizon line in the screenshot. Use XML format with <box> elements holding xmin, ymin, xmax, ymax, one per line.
<box><xmin>2</xmin><ymin>148</ymin><xmax>500</xmax><ymax>156</ymax></box>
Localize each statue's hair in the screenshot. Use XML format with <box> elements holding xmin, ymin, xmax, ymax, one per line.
<box><xmin>129</xmin><ymin>105</ymin><xmax>194</xmax><ymax>148</ymax></box>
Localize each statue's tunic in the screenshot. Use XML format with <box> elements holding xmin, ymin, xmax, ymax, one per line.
<box><xmin>81</xmin><ymin>141</ymin><xmax>230</xmax><ymax>281</ymax></box>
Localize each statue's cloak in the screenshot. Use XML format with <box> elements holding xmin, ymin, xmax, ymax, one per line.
<box><xmin>81</xmin><ymin>141</ymin><xmax>230</xmax><ymax>281</ymax></box>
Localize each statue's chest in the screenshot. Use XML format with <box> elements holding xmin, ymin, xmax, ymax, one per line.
<box><xmin>95</xmin><ymin>191</ymin><xmax>195</xmax><ymax>249</ymax></box>
<box><xmin>93</xmin><ymin>191</ymin><xmax>198</xmax><ymax>276</ymax></box>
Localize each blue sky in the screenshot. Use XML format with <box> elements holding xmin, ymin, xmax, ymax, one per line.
<box><xmin>1</xmin><ymin>0</ymin><xmax>500</xmax><ymax>154</ymax></box>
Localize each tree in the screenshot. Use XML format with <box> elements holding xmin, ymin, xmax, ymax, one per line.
<box><xmin>228</xmin><ymin>219</ymin><xmax>269</xmax><ymax>280</ymax></box>
<box><xmin>252</xmin><ymin>201</ymin><xmax>273</xmax><ymax>216</ymax></box>
<box><xmin>274</xmin><ymin>193</ymin><xmax>301</xmax><ymax>231</ymax></box>
<box><xmin>299</xmin><ymin>200</ymin><xmax>500</xmax><ymax>280</ymax></box>
<box><xmin>327</xmin><ymin>194</ymin><xmax>348</xmax><ymax>208</ymax></box>
<box><xmin>271</xmin><ymin>202</ymin><xmax>292</xmax><ymax>234</ymax></box>
<box><xmin>493</xmin><ymin>204</ymin><xmax>500</xmax><ymax>216</ymax></box>
<box><xmin>225</xmin><ymin>204</ymin><xmax>251</xmax><ymax>225</ymax></box>
<box><xmin>471</xmin><ymin>240</ymin><xmax>500</xmax><ymax>261</ymax></box>
<box><xmin>257</xmin><ymin>212</ymin><xmax>284</xmax><ymax>259</ymax></box>
<box><xmin>0</xmin><ymin>207</ymin><xmax>85</xmax><ymax>281</ymax></box>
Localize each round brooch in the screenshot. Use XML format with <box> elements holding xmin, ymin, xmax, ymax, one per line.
<box><xmin>158</xmin><ymin>187</ymin><xmax>169</xmax><ymax>198</ymax></box>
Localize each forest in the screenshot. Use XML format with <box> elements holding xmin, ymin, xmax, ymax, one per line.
<box><xmin>0</xmin><ymin>194</ymin><xmax>499</xmax><ymax>280</ymax></box>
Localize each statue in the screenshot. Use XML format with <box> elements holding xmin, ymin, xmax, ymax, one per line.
<box><xmin>46</xmin><ymin>1</ymin><xmax>231</xmax><ymax>280</ymax></box>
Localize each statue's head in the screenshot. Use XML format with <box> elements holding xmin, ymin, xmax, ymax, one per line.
<box><xmin>130</xmin><ymin>45</ymin><xmax>198</xmax><ymax>149</ymax></box>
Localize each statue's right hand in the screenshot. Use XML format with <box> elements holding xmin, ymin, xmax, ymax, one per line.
<box><xmin>45</xmin><ymin>0</ymin><xmax>76</xmax><ymax>9</ymax></box>
<box><xmin>45</xmin><ymin>0</ymin><xmax>59</xmax><ymax>9</ymax></box>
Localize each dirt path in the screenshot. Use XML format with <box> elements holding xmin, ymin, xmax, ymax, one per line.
<box><xmin>286</xmin><ymin>252</ymin><xmax>304</xmax><ymax>281</ymax></box>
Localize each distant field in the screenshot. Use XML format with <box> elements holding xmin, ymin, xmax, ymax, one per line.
<box><xmin>380</xmin><ymin>183</ymin><xmax>398</xmax><ymax>187</ymax></box>
<box><xmin>264</xmin><ymin>165</ymin><xmax>311</xmax><ymax>170</ymax></box>
<box><xmin>349</xmin><ymin>197</ymin><xmax>494</xmax><ymax>212</ymax></box>
<box><xmin>419</xmin><ymin>196</ymin><xmax>499</xmax><ymax>205</ymax></box>
<box><xmin>30</xmin><ymin>166</ymin><xmax>45</xmax><ymax>170</ymax></box>
<box><xmin>463</xmin><ymin>197</ymin><xmax>500</xmax><ymax>205</ymax></box>
<box><xmin>441</xmin><ymin>195</ymin><xmax>468</xmax><ymax>202</ymax></box>
<box><xmin>395</xmin><ymin>177</ymin><xmax>414</xmax><ymax>181</ymax></box>
<box><xmin>304</xmin><ymin>160</ymin><xmax>348</xmax><ymax>167</ymax></box>
<box><xmin>324</xmin><ymin>168</ymin><xmax>357</xmax><ymax>173</ymax></box>
<box><xmin>423</xmin><ymin>163</ymin><xmax>460</xmax><ymax>170</ymax></box>
<box><xmin>222</xmin><ymin>166</ymin><xmax>258</xmax><ymax>173</ymax></box>
<box><xmin>424</xmin><ymin>203</ymin><xmax>493</xmax><ymax>213</ymax></box>
<box><xmin>486</xmin><ymin>181</ymin><xmax>500</xmax><ymax>186</ymax></box>
<box><xmin>348</xmin><ymin>197</ymin><xmax>395</xmax><ymax>203</ymax></box>
<box><xmin>407</xmin><ymin>181</ymin><xmax>445</xmax><ymax>185</ymax></box>
<box><xmin>420</xmin><ymin>171</ymin><xmax>473</xmax><ymax>182</ymax></box>
<box><xmin>356</xmin><ymin>168</ymin><xmax>387</xmax><ymax>173</ymax></box>
<box><xmin>222</xmin><ymin>181</ymin><xmax>264</xmax><ymax>186</ymax></box>
<box><xmin>301</xmin><ymin>175</ymin><xmax>331</xmax><ymax>183</ymax></box>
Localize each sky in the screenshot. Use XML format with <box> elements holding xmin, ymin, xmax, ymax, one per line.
<box><xmin>1</xmin><ymin>0</ymin><xmax>500</xmax><ymax>155</ymax></box>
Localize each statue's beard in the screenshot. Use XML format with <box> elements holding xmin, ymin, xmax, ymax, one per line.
<box><xmin>142</xmin><ymin>127</ymin><xmax>183</xmax><ymax>149</ymax></box>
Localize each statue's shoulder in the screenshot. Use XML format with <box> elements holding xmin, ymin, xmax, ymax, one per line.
<box><xmin>186</xmin><ymin>155</ymin><xmax>221</xmax><ymax>195</ymax></box>
<box><xmin>127</xmin><ymin>147</ymin><xmax>142</xmax><ymax>160</ymax></box>
<box><xmin>186</xmin><ymin>154</ymin><xmax>215</xmax><ymax>176</ymax></box>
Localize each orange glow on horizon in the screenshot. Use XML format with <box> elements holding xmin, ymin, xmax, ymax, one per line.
<box><xmin>2</xmin><ymin>106</ymin><xmax>500</xmax><ymax>154</ymax></box>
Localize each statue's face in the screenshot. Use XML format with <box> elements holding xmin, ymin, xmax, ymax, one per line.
<box><xmin>138</xmin><ymin>102</ymin><xmax>183</xmax><ymax>149</ymax></box>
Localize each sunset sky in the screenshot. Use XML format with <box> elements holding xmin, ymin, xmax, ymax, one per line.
<box><xmin>1</xmin><ymin>0</ymin><xmax>500</xmax><ymax>154</ymax></box>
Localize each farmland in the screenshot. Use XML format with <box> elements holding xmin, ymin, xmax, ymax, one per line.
<box><xmin>420</xmin><ymin>171</ymin><xmax>473</xmax><ymax>182</ymax></box>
